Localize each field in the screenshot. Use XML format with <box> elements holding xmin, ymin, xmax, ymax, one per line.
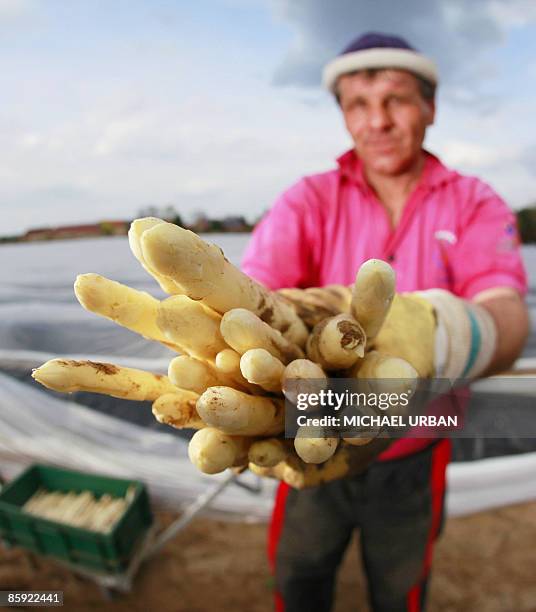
<box><xmin>1</xmin><ymin>500</ymin><xmax>536</xmax><ymax>611</ymax></box>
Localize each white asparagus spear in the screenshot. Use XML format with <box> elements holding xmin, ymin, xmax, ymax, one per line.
<box><xmin>215</xmin><ymin>348</ymin><xmax>242</xmax><ymax>374</ymax></box>
<box><xmin>351</xmin><ymin>259</ymin><xmax>396</xmax><ymax>340</ymax></box>
<box><xmin>168</xmin><ymin>355</ymin><xmax>240</xmax><ymax>394</ymax></box>
<box><xmin>248</xmin><ymin>438</ymin><xmax>288</xmax><ymax>467</ymax></box>
<box><xmin>188</xmin><ymin>428</ymin><xmax>251</xmax><ymax>474</ymax></box>
<box><xmin>90</xmin><ymin>500</ymin><xmax>126</xmax><ymax>532</ymax></box>
<box><xmin>68</xmin><ymin>497</ymin><xmax>99</xmax><ymax>527</ymax></box>
<box><xmin>221</xmin><ymin>308</ymin><xmax>304</xmax><ymax>364</ymax></box>
<box><xmin>240</xmin><ymin>349</ymin><xmax>285</xmax><ymax>393</ymax></box>
<box><xmin>152</xmin><ymin>391</ymin><xmax>205</xmax><ymax>429</ymax></box>
<box><xmin>60</xmin><ymin>491</ymin><xmax>94</xmax><ymax>524</ymax></box>
<box><xmin>54</xmin><ymin>492</ymin><xmax>78</xmax><ymax>520</ymax></box>
<box><xmin>196</xmin><ymin>386</ymin><xmax>284</xmax><ymax>436</ymax></box>
<box><xmin>157</xmin><ymin>295</ymin><xmax>227</xmax><ymax>361</ymax></box>
<box><xmin>32</xmin><ymin>359</ymin><xmax>178</xmax><ymax>401</ymax></box>
<box><xmin>294</xmin><ymin>426</ymin><xmax>339</xmax><ymax>464</ymax></box>
<box><xmin>128</xmin><ymin>218</ymin><xmax>182</xmax><ymax>294</ymax></box>
<box><xmin>139</xmin><ymin>221</ymin><xmax>308</xmax><ymax>346</ymax></box>
<box><xmin>214</xmin><ymin>348</ymin><xmax>259</xmax><ymax>393</ymax></box>
<box><xmin>340</xmin><ymin>403</ymin><xmax>380</xmax><ymax>446</ymax></box>
<box><xmin>77</xmin><ymin>501</ymin><xmax>99</xmax><ymax>530</ymax></box>
<box><xmin>345</xmin><ymin>351</ymin><xmax>418</xmax><ymax>439</ymax></box>
<box><xmin>306</xmin><ymin>314</ymin><xmax>366</xmax><ymax>370</ymax></box>
<box><xmin>74</xmin><ymin>273</ymin><xmax>181</xmax><ymax>352</ymax></box>
<box><xmin>26</xmin><ymin>491</ymin><xmax>62</xmax><ymax>516</ymax></box>
<box><xmin>281</xmin><ymin>359</ymin><xmax>328</xmax><ymax>404</ymax></box>
<box><xmin>349</xmin><ymin>350</ymin><xmax>419</xmax><ymax>396</ymax></box>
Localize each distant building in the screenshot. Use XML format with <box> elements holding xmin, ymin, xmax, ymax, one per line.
<box><xmin>22</xmin><ymin>220</ymin><xmax>128</xmax><ymax>241</ymax></box>
<box><xmin>23</xmin><ymin>227</ymin><xmax>54</xmax><ymax>241</ymax></box>
<box><xmin>189</xmin><ymin>215</ymin><xmax>251</xmax><ymax>233</ymax></box>
<box><xmin>16</xmin><ymin>213</ymin><xmax>254</xmax><ymax>243</ymax></box>
<box><xmin>190</xmin><ymin>215</ymin><xmax>211</xmax><ymax>233</ymax></box>
<box><xmin>221</xmin><ymin>216</ymin><xmax>251</xmax><ymax>232</ymax></box>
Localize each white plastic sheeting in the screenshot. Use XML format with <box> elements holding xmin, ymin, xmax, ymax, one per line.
<box><xmin>0</xmin><ymin>371</ymin><xmax>277</xmax><ymax>520</ymax></box>
<box><xmin>447</xmin><ymin>453</ymin><xmax>536</xmax><ymax>516</ymax></box>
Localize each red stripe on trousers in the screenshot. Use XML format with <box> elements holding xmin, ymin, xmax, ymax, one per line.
<box><xmin>407</xmin><ymin>439</ymin><xmax>452</xmax><ymax>612</ymax></box>
<box><xmin>268</xmin><ymin>481</ymin><xmax>291</xmax><ymax>612</ymax></box>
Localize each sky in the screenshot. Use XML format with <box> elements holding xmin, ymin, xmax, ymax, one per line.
<box><xmin>1</xmin><ymin>0</ymin><xmax>536</xmax><ymax>235</ymax></box>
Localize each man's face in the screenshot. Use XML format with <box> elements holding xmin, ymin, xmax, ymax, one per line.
<box><xmin>337</xmin><ymin>69</ymin><xmax>435</xmax><ymax>176</ymax></box>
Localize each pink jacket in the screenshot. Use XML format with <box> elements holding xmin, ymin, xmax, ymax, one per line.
<box><xmin>242</xmin><ymin>150</ymin><xmax>526</xmax><ymax>299</ymax></box>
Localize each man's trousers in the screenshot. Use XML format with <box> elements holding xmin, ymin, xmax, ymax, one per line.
<box><xmin>268</xmin><ymin>439</ymin><xmax>451</xmax><ymax>612</ymax></box>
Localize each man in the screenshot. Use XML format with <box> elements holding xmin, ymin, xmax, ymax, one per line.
<box><xmin>241</xmin><ymin>33</ymin><xmax>529</xmax><ymax>611</ymax></box>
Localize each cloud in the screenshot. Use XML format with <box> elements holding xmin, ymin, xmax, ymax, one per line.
<box><xmin>521</xmin><ymin>144</ymin><xmax>536</xmax><ymax>176</ymax></box>
<box><xmin>427</xmin><ymin>100</ymin><xmax>536</xmax><ymax>209</ymax></box>
<box><xmin>440</xmin><ymin>140</ymin><xmax>512</xmax><ymax>169</ymax></box>
<box><xmin>269</xmin><ymin>0</ymin><xmax>536</xmax><ymax>93</ymax></box>
<box><xmin>0</xmin><ymin>0</ymin><xmax>32</xmax><ymax>19</ymax></box>
<box><xmin>0</xmin><ymin>72</ymin><xmax>349</xmax><ymax>234</ymax></box>
<box><xmin>488</xmin><ymin>0</ymin><xmax>536</xmax><ymax>27</ymax></box>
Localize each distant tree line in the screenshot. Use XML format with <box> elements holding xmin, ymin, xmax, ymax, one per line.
<box><xmin>516</xmin><ymin>206</ymin><xmax>536</xmax><ymax>244</ymax></box>
<box><xmin>138</xmin><ymin>204</ymin><xmax>536</xmax><ymax>242</ymax></box>
<box><xmin>4</xmin><ymin>205</ymin><xmax>536</xmax><ymax>245</ymax></box>
<box><xmin>137</xmin><ymin>205</ymin><xmax>253</xmax><ymax>233</ymax></box>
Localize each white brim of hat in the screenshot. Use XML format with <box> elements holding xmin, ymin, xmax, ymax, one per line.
<box><xmin>322</xmin><ymin>48</ymin><xmax>438</xmax><ymax>92</ymax></box>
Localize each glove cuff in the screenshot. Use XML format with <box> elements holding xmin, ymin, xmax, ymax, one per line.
<box><xmin>416</xmin><ymin>289</ymin><xmax>497</xmax><ymax>380</ymax></box>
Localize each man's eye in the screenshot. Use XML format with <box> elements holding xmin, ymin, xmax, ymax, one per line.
<box><xmin>348</xmin><ymin>100</ymin><xmax>366</xmax><ymax>110</ymax></box>
<box><xmin>387</xmin><ymin>96</ymin><xmax>407</xmax><ymax>105</ymax></box>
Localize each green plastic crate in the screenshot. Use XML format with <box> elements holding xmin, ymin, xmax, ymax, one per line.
<box><xmin>0</xmin><ymin>464</ymin><xmax>153</xmax><ymax>573</ymax></box>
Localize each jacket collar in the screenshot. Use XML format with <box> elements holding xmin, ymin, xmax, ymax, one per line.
<box><xmin>336</xmin><ymin>148</ymin><xmax>458</xmax><ymax>193</ymax></box>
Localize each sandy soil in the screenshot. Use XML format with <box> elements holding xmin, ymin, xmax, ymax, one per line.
<box><xmin>1</xmin><ymin>501</ymin><xmax>536</xmax><ymax>611</ymax></box>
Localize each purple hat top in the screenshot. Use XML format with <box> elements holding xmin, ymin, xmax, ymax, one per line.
<box><xmin>323</xmin><ymin>32</ymin><xmax>438</xmax><ymax>93</ymax></box>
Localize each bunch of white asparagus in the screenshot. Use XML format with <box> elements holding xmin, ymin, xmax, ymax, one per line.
<box><xmin>23</xmin><ymin>486</ymin><xmax>136</xmax><ymax>533</ymax></box>
<box><xmin>32</xmin><ymin>218</ymin><xmax>418</xmax><ymax>488</ymax></box>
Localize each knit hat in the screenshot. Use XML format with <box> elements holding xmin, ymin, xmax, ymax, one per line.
<box><xmin>322</xmin><ymin>32</ymin><xmax>438</xmax><ymax>93</ymax></box>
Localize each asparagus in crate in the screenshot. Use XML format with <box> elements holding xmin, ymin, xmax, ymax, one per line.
<box><xmin>23</xmin><ymin>486</ymin><xmax>136</xmax><ymax>534</ymax></box>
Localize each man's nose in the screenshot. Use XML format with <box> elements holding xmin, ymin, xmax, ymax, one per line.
<box><xmin>368</xmin><ymin>105</ymin><xmax>392</xmax><ymax>130</ymax></box>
